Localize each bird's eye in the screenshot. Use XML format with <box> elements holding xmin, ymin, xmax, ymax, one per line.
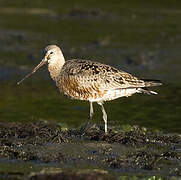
<box><xmin>50</xmin><ymin>52</ymin><xmax>53</xmax><ymax>55</ymax></box>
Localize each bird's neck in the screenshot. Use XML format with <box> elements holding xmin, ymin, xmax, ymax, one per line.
<box><xmin>48</xmin><ymin>56</ymin><xmax>65</xmax><ymax>81</ymax></box>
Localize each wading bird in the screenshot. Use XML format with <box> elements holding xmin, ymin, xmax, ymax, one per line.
<box><xmin>17</xmin><ymin>45</ymin><xmax>162</xmax><ymax>133</ymax></box>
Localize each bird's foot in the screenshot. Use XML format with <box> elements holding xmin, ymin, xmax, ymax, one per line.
<box><xmin>80</xmin><ymin>122</ymin><xmax>100</xmax><ymax>136</ymax></box>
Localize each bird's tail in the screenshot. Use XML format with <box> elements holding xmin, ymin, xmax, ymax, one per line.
<box><xmin>141</xmin><ymin>79</ymin><xmax>162</xmax><ymax>87</ymax></box>
<box><xmin>137</xmin><ymin>88</ymin><xmax>158</xmax><ymax>95</ymax></box>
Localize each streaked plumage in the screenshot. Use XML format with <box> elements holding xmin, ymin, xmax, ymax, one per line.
<box><xmin>17</xmin><ymin>45</ymin><xmax>162</xmax><ymax>133</ymax></box>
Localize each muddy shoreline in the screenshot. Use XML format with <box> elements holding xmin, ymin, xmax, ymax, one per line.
<box><xmin>0</xmin><ymin>121</ymin><xmax>180</xmax><ymax>179</ymax></box>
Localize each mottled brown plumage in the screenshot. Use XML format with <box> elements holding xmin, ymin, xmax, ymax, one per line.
<box><xmin>56</xmin><ymin>59</ymin><xmax>161</xmax><ymax>102</ymax></box>
<box><xmin>17</xmin><ymin>45</ymin><xmax>162</xmax><ymax>133</ymax></box>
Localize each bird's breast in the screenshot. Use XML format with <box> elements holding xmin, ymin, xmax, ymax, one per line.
<box><xmin>56</xmin><ymin>76</ymin><xmax>108</xmax><ymax>101</ymax></box>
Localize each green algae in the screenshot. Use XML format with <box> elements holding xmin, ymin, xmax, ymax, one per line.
<box><xmin>0</xmin><ymin>122</ymin><xmax>181</xmax><ymax>179</ymax></box>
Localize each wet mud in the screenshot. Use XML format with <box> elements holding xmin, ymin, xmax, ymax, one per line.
<box><xmin>0</xmin><ymin>121</ymin><xmax>180</xmax><ymax>179</ymax></box>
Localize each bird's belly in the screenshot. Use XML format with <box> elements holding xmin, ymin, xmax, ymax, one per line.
<box><xmin>89</xmin><ymin>88</ymin><xmax>138</xmax><ymax>102</ymax></box>
<box><xmin>58</xmin><ymin>78</ymin><xmax>138</xmax><ymax>102</ymax></box>
<box><xmin>58</xmin><ymin>85</ymin><xmax>94</xmax><ymax>101</ymax></box>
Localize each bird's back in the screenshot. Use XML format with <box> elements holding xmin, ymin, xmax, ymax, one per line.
<box><xmin>56</xmin><ymin>59</ymin><xmax>161</xmax><ymax>102</ymax></box>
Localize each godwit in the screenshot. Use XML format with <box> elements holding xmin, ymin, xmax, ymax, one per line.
<box><xmin>17</xmin><ymin>45</ymin><xmax>162</xmax><ymax>133</ymax></box>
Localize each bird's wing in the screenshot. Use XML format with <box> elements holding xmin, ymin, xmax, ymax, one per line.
<box><xmin>59</xmin><ymin>59</ymin><xmax>146</xmax><ymax>91</ymax></box>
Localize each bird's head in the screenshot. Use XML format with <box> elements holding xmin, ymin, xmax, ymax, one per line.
<box><xmin>42</xmin><ymin>45</ymin><xmax>64</xmax><ymax>65</ymax></box>
<box><xmin>17</xmin><ymin>44</ymin><xmax>65</xmax><ymax>85</ymax></box>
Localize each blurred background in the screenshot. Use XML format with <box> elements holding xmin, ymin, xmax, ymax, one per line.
<box><xmin>0</xmin><ymin>0</ymin><xmax>181</xmax><ymax>133</ymax></box>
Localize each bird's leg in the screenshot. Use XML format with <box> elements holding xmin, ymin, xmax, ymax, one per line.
<box><xmin>98</xmin><ymin>102</ymin><xmax>108</xmax><ymax>133</ymax></box>
<box><xmin>88</xmin><ymin>101</ymin><xmax>94</xmax><ymax>122</ymax></box>
<box><xmin>86</xmin><ymin>102</ymin><xmax>94</xmax><ymax>126</ymax></box>
<box><xmin>82</xmin><ymin>102</ymin><xmax>94</xmax><ymax>131</ymax></box>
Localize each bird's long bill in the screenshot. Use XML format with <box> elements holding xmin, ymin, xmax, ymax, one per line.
<box><xmin>17</xmin><ymin>59</ymin><xmax>46</xmax><ymax>85</ymax></box>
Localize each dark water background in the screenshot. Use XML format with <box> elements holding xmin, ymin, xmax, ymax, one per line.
<box><xmin>0</xmin><ymin>0</ymin><xmax>181</xmax><ymax>133</ymax></box>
